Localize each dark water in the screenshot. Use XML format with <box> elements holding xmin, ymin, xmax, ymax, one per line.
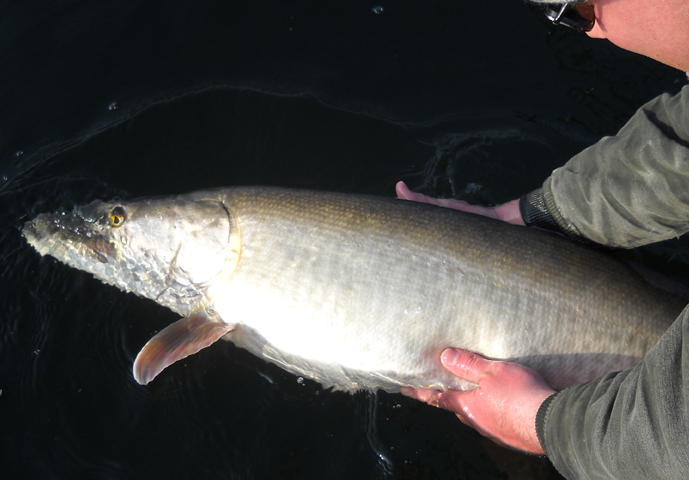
<box><xmin>1</xmin><ymin>1</ymin><xmax>687</xmax><ymax>479</ymax></box>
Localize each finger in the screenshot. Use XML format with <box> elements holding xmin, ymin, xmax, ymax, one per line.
<box><xmin>398</xmin><ymin>386</ymin><xmax>418</xmax><ymax>398</ymax></box>
<box><xmin>396</xmin><ymin>180</ymin><xmax>490</xmax><ymax>212</ymax></box>
<box><xmin>440</xmin><ymin>348</ymin><xmax>495</xmax><ymax>383</ymax></box>
<box><xmin>395</xmin><ymin>181</ymin><xmax>432</xmax><ymax>203</ymax></box>
<box><xmin>399</xmin><ymin>387</ymin><xmax>443</xmax><ymax>408</ymax></box>
<box><xmin>395</xmin><ymin>181</ymin><xmax>412</xmax><ymax>200</ymax></box>
<box><xmin>396</xmin><ymin>181</ymin><xmax>455</xmax><ymax>207</ymax></box>
<box><xmin>433</xmin><ymin>389</ymin><xmax>477</xmax><ymax>416</ymax></box>
<box><xmin>452</xmin><ymin>403</ymin><xmax>478</xmax><ymax>428</ymax></box>
<box><xmin>395</xmin><ymin>181</ymin><xmax>452</xmax><ymax>206</ymax></box>
<box><xmin>455</xmin><ymin>411</ymin><xmax>471</xmax><ymax>426</ymax></box>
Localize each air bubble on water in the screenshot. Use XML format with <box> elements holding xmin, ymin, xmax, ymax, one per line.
<box><xmin>371</xmin><ymin>5</ymin><xmax>384</xmax><ymax>14</ymax></box>
<box><xmin>107</xmin><ymin>101</ymin><xmax>119</xmax><ymax>111</ymax></box>
<box><xmin>14</xmin><ymin>150</ymin><xmax>24</xmax><ymax>157</ymax></box>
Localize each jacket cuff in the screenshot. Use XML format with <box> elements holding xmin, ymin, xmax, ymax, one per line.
<box><xmin>519</xmin><ymin>188</ymin><xmax>561</xmax><ymax>232</ymax></box>
<box><xmin>535</xmin><ymin>392</ymin><xmax>559</xmax><ymax>455</ymax></box>
<box><xmin>519</xmin><ymin>179</ymin><xmax>585</xmax><ymax>240</ymax></box>
<box><xmin>542</xmin><ymin>177</ymin><xmax>584</xmax><ymax>238</ymax></box>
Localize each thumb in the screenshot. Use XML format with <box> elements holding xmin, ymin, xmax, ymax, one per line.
<box><xmin>440</xmin><ymin>348</ymin><xmax>495</xmax><ymax>384</ymax></box>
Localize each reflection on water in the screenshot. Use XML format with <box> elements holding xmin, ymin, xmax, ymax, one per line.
<box><xmin>365</xmin><ymin>391</ymin><xmax>394</xmax><ymax>478</ymax></box>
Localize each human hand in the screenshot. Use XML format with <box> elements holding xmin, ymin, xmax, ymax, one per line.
<box><xmin>401</xmin><ymin>348</ymin><xmax>555</xmax><ymax>455</ymax></box>
<box><xmin>395</xmin><ymin>181</ymin><xmax>525</xmax><ymax>225</ymax></box>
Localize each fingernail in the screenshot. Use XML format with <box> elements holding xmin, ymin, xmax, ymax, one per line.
<box><xmin>441</xmin><ymin>348</ymin><xmax>459</xmax><ymax>367</ymax></box>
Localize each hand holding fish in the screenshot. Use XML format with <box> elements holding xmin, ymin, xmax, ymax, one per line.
<box><xmin>395</xmin><ymin>181</ymin><xmax>525</xmax><ymax>225</ymax></box>
<box><xmin>395</xmin><ymin>182</ymin><xmax>554</xmax><ymax>454</ymax></box>
<box><xmin>401</xmin><ymin>348</ymin><xmax>555</xmax><ymax>455</ymax></box>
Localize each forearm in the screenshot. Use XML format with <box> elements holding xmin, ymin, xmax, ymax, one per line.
<box><xmin>525</xmin><ymin>85</ymin><xmax>689</xmax><ymax>248</ymax></box>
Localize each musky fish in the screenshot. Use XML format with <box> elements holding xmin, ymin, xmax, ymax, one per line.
<box><xmin>22</xmin><ymin>187</ymin><xmax>685</xmax><ymax>392</ymax></box>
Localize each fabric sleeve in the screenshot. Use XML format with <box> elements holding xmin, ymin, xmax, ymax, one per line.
<box><xmin>536</xmin><ymin>306</ymin><xmax>689</xmax><ymax>480</ymax></box>
<box><xmin>541</xmin><ymin>84</ymin><xmax>689</xmax><ymax>248</ymax></box>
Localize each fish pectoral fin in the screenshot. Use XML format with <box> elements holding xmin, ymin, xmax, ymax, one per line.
<box><xmin>132</xmin><ymin>312</ymin><xmax>234</xmax><ymax>385</ymax></box>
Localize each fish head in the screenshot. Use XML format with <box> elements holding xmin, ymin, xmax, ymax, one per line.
<box><xmin>23</xmin><ymin>193</ymin><xmax>233</xmax><ymax>312</ymax></box>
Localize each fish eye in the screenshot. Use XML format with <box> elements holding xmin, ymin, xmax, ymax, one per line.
<box><xmin>108</xmin><ymin>206</ymin><xmax>126</xmax><ymax>227</ymax></box>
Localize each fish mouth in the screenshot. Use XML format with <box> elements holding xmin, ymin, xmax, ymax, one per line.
<box><xmin>23</xmin><ymin>211</ymin><xmax>114</xmax><ymax>263</ymax></box>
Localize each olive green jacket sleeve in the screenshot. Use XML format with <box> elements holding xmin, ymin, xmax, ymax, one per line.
<box><xmin>532</xmin><ymin>85</ymin><xmax>689</xmax><ymax>478</ymax></box>
<box><xmin>541</xmin><ymin>84</ymin><xmax>689</xmax><ymax>248</ymax></box>
<box><xmin>536</xmin><ymin>306</ymin><xmax>689</xmax><ymax>480</ymax></box>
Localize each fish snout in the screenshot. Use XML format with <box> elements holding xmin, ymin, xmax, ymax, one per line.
<box><xmin>22</xmin><ymin>211</ymin><xmax>114</xmax><ymax>263</ymax></box>
<box><xmin>22</xmin><ymin>214</ymin><xmax>52</xmax><ymax>246</ymax></box>
<box><xmin>23</xmin><ymin>211</ymin><xmax>84</xmax><ymax>241</ymax></box>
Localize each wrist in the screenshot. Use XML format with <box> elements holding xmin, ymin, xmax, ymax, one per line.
<box><xmin>533</xmin><ymin>392</ymin><xmax>559</xmax><ymax>456</ymax></box>
<box><xmin>495</xmin><ymin>199</ymin><xmax>525</xmax><ymax>225</ymax></box>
